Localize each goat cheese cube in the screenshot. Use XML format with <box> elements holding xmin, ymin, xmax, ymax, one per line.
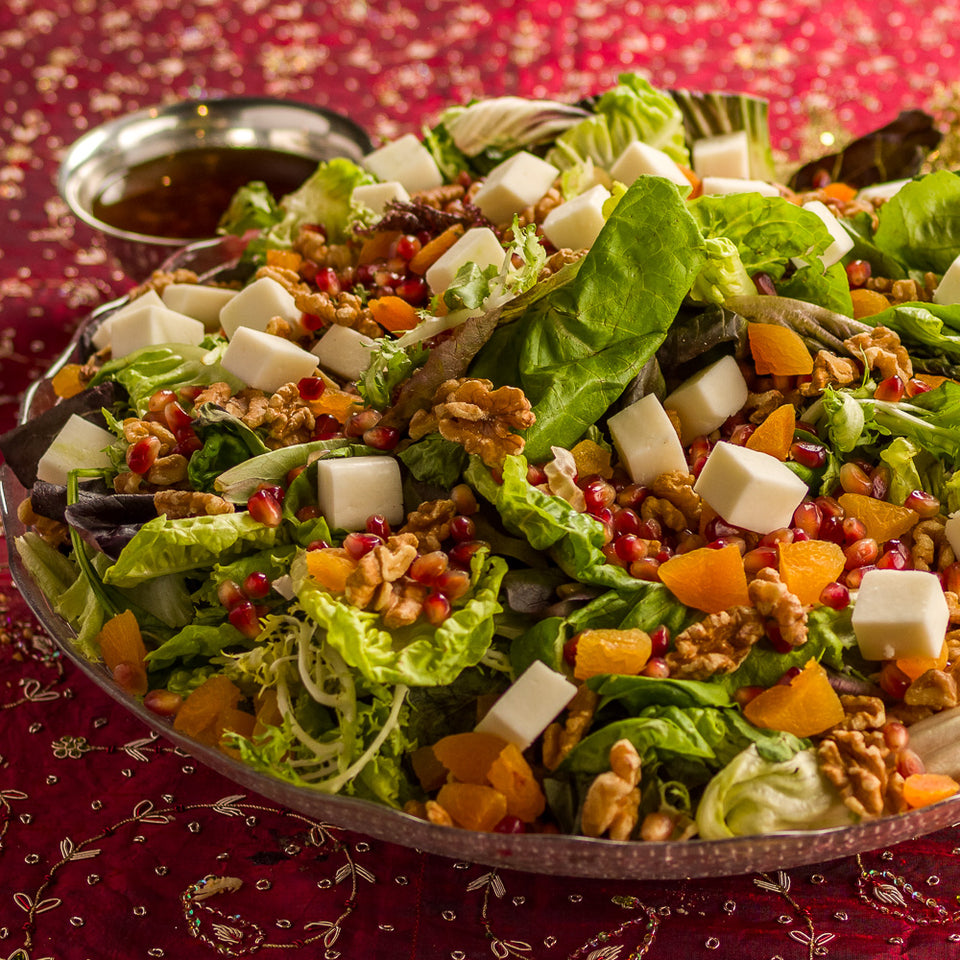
<box><xmin>352</xmin><ymin>180</ymin><xmax>410</xmax><ymax>216</ymax></box>
<box><xmin>540</xmin><ymin>184</ymin><xmax>611</xmax><ymax>251</ymax></box>
<box><xmin>362</xmin><ymin>133</ymin><xmax>442</xmax><ymax>193</ymax></box>
<box><xmin>663</xmin><ymin>354</ymin><xmax>749</xmax><ymax>444</ymax></box>
<box><xmin>699</xmin><ymin>176</ymin><xmax>779</xmax><ymax>198</ymax></box>
<box><xmin>934</xmin><ymin>252</ymin><xmax>960</xmax><ymax>305</ymax></box>
<box><xmin>607</xmin><ymin>392</ymin><xmax>689</xmax><ymax>486</ymax></box>
<box><xmin>475</xmin><ymin>659</ymin><xmax>577</xmax><ymax>750</ymax></box>
<box><xmin>693</xmin><ymin>441</ymin><xmax>809</xmax><ymax>534</ymax></box>
<box><xmin>424</xmin><ymin>227</ymin><xmax>505</xmax><ymax>294</ymax></box>
<box><xmin>91</xmin><ymin>289</ymin><xmax>163</xmax><ymax>351</ymax></box>
<box><xmin>109</xmin><ymin>303</ymin><xmax>205</xmax><ymax>358</ymax></box>
<box><xmin>791</xmin><ymin>201</ymin><xmax>855</xmax><ymax>270</ymax></box>
<box><xmin>857</xmin><ymin>179</ymin><xmax>909</xmax><ymax>203</ymax></box>
<box><xmin>219</xmin><ymin>277</ymin><xmax>301</xmax><ymax>340</ymax></box>
<box><xmin>220</xmin><ymin>326</ymin><xmax>319</xmax><ymax>394</ymax></box>
<box><xmin>312</xmin><ymin>324</ymin><xmax>377</xmax><ymax>381</ymax></box>
<box><xmin>471</xmin><ymin>151</ymin><xmax>559</xmax><ymax>225</ymax></box>
<box><xmin>609</xmin><ymin>140</ymin><xmax>690</xmax><ymax>188</ymax></box>
<box><xmin>852</xmin><ymin>569</ymin><xmax>949</xmax><ymax>662</ymax></box>
<box><xmin>316</xmin><ymin>455</ymin><xmax>404</xmax><ymax>531</ymax></box>
<box><xmin>161</xmin><ymin>283</ymin><xmax>237</xmax><ymax>330</ymax></box>
<box><xmin>691</xmin><ymin>131</ymin><xmax>751</xmax><ymax>179</ymax></box>
<box><xmin>37</xmin><ymin>414</ymin><xmax>116</xmax><ymax>485</ymax></box>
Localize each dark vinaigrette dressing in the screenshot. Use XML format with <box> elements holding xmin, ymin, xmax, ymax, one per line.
<box><xmin>92</xmin><ymin>146</ymin><xmax>319</xmax><ymax>239</ymax></box>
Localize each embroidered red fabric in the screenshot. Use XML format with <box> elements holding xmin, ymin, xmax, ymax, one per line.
<box><xmin>4</xmin><ymin>2</ymin><xmax>960</xmax><ymax>957</ymax></box>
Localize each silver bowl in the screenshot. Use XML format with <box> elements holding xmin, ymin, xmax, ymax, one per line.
<box><xmin>58</xmin><ymin>97</ymin><xmax>374</xmax><ymax>278</ymax></box>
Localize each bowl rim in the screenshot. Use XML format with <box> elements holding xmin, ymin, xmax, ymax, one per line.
<box><xmin>57</xmin><ymin>95</ymin><xmax>374</xmax><ymax>245</ymax></box>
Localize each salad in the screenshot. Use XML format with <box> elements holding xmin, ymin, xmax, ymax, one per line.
<box><xmin>8</xmin><ymin>74</ymin><xmax>960</xmax><ymax>845</ymax></box>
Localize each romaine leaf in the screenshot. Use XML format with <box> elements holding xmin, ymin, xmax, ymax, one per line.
<box><xmin>217</xmin><ymin>181</ymin><xmax>282</xmax><ymax>235</ymax></box>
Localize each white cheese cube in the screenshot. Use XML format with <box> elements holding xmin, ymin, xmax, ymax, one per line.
<box><xmin>352</xmin><ymin>180</ymin><xmax>411</xmax><ymax>216</ymax></box>
<box><xmin>607</xmin><ymin>392</ymin><xmax>689</xmax><ymax>486</ymax></box>
<box><xmin>471</xmin><ymin>150</ymin><xmax>559</xmax><ymax>225</ymax></box>
<box><xmin>934</xmin><ymin>252</ymin><xmax>960</xmax><ymax>305</ymax></box>
<box><xmin>852</xmin><ymin>569</ymin><xmax>949</xmax><ymax>662</ymax></box>
<box><xmin>474</xmin><ymin>659</ymin><xmax>577</xmax><ymax>750</ymax></box>
<box><xmin>699</xmin><ymin>176</ymin><xmax>779</xmax><ymax>198</ymax></box>
<box><xmin>693</xmin><ymin>441</ymin><xmax>809</xmax><ymax>534</ymax></box>
<box><xmin>791</xmin><ymin>201</ymin><xmax>855</xmax><ymax>270</ymax></box>
<box><xmin>663</xmin><ymin>354</ymin><xmax>749</xmax><ymax>444</ymax></box>
<box><xmin>540</xmin><ymin>184</ymin><xmax>610</xmax><ymax>251</ymax></box>
<box><xmin>109</xmin><ymin>304</ymin><xmax>205</xmax><ymax>359</ymax></box>
<box><xmin>36</xmin><ymin>414</ymin><xmax>116</xmax><ymax>485</ymax></box>
<box><xmin>316</xmin><ymin>455</ymin><xmax>404</xmax><ymax>531</ymax></box>
<box><xmin>161</xmin><ymin>283</ymin><xmax>237</xmax><ymax>330</ymax></box>
<box><xmin>91</xmin><ymin>289</ymin><xmax>163</xmax><ymax>350</ymax></box>
<box><xmin>219</xmin><ymin>277</ymin><xmax>301</xmax><ymax>340</ymax></box>
<box><xmin>362</xmin><ymin>133</ymin><xmax>443</xmax><ymax>193</ymax></box>
<box><xmin>857</xmin><ymin>179</ymin><xmax>909</xmax><ymax>203</ymax></box>
<box><xmin>220</xmin><ymin>326</ymin><xmax>319</xmax><ymax>394</ymax></box>
<box><xmin>691</xmin><ymin>131</ymin><xmax>751</xmax><ymax>179</ymax></box>
<box><xmin>609</xmin><ymin>140</ymin><xmax>690</xmax><ymax>188</ymax></box>
<box><xmin>312</xmin><ymin>324</ymin><xmax>377</xmax><ymax>381</ymax></box>
<box><xmin>424</xmin><ymin>227</ymin><xmax>505</xmax><ymax>294</ymax></box>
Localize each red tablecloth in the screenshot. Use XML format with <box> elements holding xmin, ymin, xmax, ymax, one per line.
<box><xmin>6</xmin><ymin>2</ymin><xmax>960</xmax><ymax>957</ymax></box>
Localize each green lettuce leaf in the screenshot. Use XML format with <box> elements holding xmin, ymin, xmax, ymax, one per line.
<box><xmin>217</xmin><ymin>181</ymin><xmax>282</xmax><ymax>235</ymax></box>
<box><xmin>688</xmin><ymin>236</ymin><xmax>757</xmax><ymax>304</ymax></box>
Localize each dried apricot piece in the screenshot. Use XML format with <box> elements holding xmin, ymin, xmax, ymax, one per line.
<box><xmin>369</xmin><ymin>295</ymin><xmax>420</xmax><ymax>332</ymax></box>
<box><xmin>658</xmin><ymin>544</ymin><xmax>750</xmax><ymax>613</ymax></box>
<box><xmin>358</xmin><ymin>229</ymin><xmax>402</xmax><ymax>264</ymax></box>
<box><xmin>310</xmin><ymin>389</ymin><xmax>364</xmax><ymax>424</ymax></box>
<box><xmin>436</xmin><ymin>782</ymin><xmax>508</xmax><ymax>832</ymax></box>
<box><xmin>778</xmin><ymin>539</ymin><xmax>846</xmax><ymax>606</ymax></box>
<box><xmin>51</xmin><ymin>364</ymin><xmax>88</xmax><ymax>399</ymax></box>
<box><xmin>743</xmin><ymin>658</ymin><xmax>845</xmax><ymax>737</ymax></box>
<box><xmin>745</xmin><ymin>403</ymin><xmax>796</xmax><ymax>461</ymax></box>
<box><xmin>570</xmin><ymin>438</ymin><xmax>614</xmax><ymax>479</ymax></box>
<box><xmin>97</xmin><ymin>609</ymin><xmax>148</xmax><ymax>696</ymax></box>
<box><xmin>265</xmin><ymin>249</ymin><xmax>303</xmax><ymax>271</ymax></box>
<box><xmin>837</xmin><ymin>492</ymin><xmax>919</xmax><ymax>543</ymax></box>
<box><xmin>573</xmin><ymin>628</ymin><xmax>652</xmax><ymax>681</ymax></box>
<box><xmin>219</xmin><ymin>707</ymin><xmax>257</xmax><ymax>759</ymax></box>
<box><xmin>902</xmin><ymin>772</ymin><xmax>960</xmax><ymax>809</ymax></box>
<box><xmin>747</xmin><ymin>323</ymin><xmax>814</xmax><ymax>376</ymax></box>
<box><xmin>411</xmin><ymin>745</ymin><xmax>448</xmax><ymax>792</ymax></box>
<box><xmin>173</xmin><ymin>675</ymin><xmax>243</xmax><ymax>746</ymax></box>
<box><xmin>850</xmin><ymin>288</ymin><xmax>890</xmax><ymax>320</ymax></box>
<box><xmin>305</xmin><ymin>547</ymin><xmax>357</xmax><ymax>593</ymax></box>
<box><xmin>487</xmin><ymin>742</ymin><xmax>546</xmax><ymax>822</ymax></box>
<box><xmin>432</xmin><ymin>731</ymin><xmax>510</xmax><ymax>785</ymax></box>
<box><xmin>408</xmin><ymin>225</ymin><xmax>465</xmax><ymax>275</ymax></box>
<box><xmin>822</xmin><ymin>182</ymin><xmax>858</xmax><ymax>203</ymax></box>
<box><xmin>896</xmin><ymin>641</ymin><xmax>949</xmax><ymax>681</ymax></box>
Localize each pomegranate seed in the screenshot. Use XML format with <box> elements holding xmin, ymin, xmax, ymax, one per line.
<box><xmin>526</xmin><ymin>463</ymin><xmax>548</xmax><ymax>485</ymax></box>
<box><xmin>602</xmin><ymin>542</ymin><xmax>627</xmax><ymax>567</ymax></box>
<box><xmin>844</xmin><ymin>537</ymin><xmax>879</xmax><ymax>570</ymax></box>
<box><xmin>941</xmin><ymin>562</ymin><xmax>960</xmax><ymax>594</ymax></box>
<box><xmin>243</xmin><ymin>571</ymin><xmax>271</xmax><ymax>599</ymax></box>
<box><xmin>395</xmin><ymin>276</ymin><xmax>429</xmax><ymax>304</ymax></box>
<box><xmin>434</xmin><ymin>568</ymin><xmax>471</xmax><ymax>599</ymax></box>
<box><xmin>449</xmin><ymin>515</ymin><xmax>476</xmax><ymax>542</ymax></box>
<box><xmin>175</xmin><ymin>430</ymin><xmax>203</xmax><ymax>458</ymax></box>
<box><xmin>814</xmin><ymin>495</ymin><xmax>844</xmax><ymax>520</ymax></box>
<box><xmin>767</xmin><ymin>621</ymin><xmax>792</xmax><ymax>653</ymax></box>
<box><xmin>778</xmin><ymin>665</ymin><xmax>802</xmax><ymax>685</ymax></box>
<box><xmin>582</xmin><ymin>479</ymin><xmax>616</xmax><ymax>512</ymax></box>
<box><xmin>870</xmin><ymin>464</ymin><xmax>892</xmax><ymax>501</ymax></box>
<box><xmin>897</xmin><ymin>747</ymin><xmax>926</xmax><ymax>778</ymax></box>
<box><xmin>883</xmin><ymin>721</ymin><xmax>910</xmax><ymax>751</ymax></box>
<box><xmin>752</xmin><ymin>271</ymin><xmax>777</xmax><ymax>296</ymax></box>
<box><xmin>164</xmin><ymin>401</ymin><xmax>193</xmax><ymax>433</ymax></box>
<box><xmin>148</xmin><ymin>388</ymin><xmax>178</xmax><ymax>412</ymax></box>
<box><xmin>839</xmin><ymin>461</ymin><xmax>873</xmax><ymax>496</ymax></box>
<box><xmin>345</xmin><ymin>409</ymin><xmax>382</xmax><ymax>437</ymax></box>
<box><xmin>409</xmin><ymin>552</ymin><xmax>449</xmax><ymax>584</ymax></box>
<box><xmin>845</xmin><ymin>259</ymin><xmax>872</xmax><ymax>287</ymax></box>
<box><xmin>728</xmin><ymin>422</ymin><xmax>756</xmax><ymax>445</ymax></box>
<box><xmin>819</xmin><ymin>514</ymin><xmax>845</xmax><ymax>544</ymax></box>
<box><xmin>395</xmin><ymin>234</ymin><xmax>422</xmax><ymax>260</ymax></box>
<box><xmin>649</xmin><ymin>625</ymin><xmax>670</xmax><ymax>657</ymax></box>
<box><xmin>792</xmin><ymin>501</ymin><xmax>823</xmax><ymax>538</ymax></box>
<box><xmin>612</xmin><ymin>508</ymin><xmax>641</xmax><ymax>537</ymax></box>
<box><xmin>841</xmin><ymin>517</ymin><xmax>868</xmax><ymax>544</ymax></box>
<box><xmin>791</xmin><ymin>529</ymin><xmax>810</xmax><ymax>541</ymax></box>
<box><xmin>302</xmin><ymin>223</ymin><xmax>327</xmax><ymax>239</ymax></box>
<box><xmin>313</xmin><ymin>414</ymin><xmax>341</xmax><ymax>440</ymax></box>
<box><xmin>449</xmin><ymin>540</ymin><xmax>487</xmax><ymax>567</ymax></box>
<box><xmin>759</xmin><ymin>527</ymin><xmax>793</xmax><ymax>547</ymax></box>
<box><xmin>144</xmin><ymin>688</ymin><xmax>183</xmax><ymax>717</ymax></box>
<box><xmin>707</xmin><ymin>536</ymin><xmax>746</xmax><ymax>554</ymax></box>
<box><xmin>126</xmin><ymin>435</ymin><xmax>161</xmax><ymax>474</ymax></box>
<box><xmin>905</xmin><ymin>378</ymin><xmax>932</xmax><ymax>398</ymax></box>
<box><xmin>364</xmin><ymin>425</ymin><xmax>400</xmax><ymax>450</ymax></box>
<box><xmin>365</xmin><ymin>514</ymin><xmax>391</xmax><ymax>538</ymax></box>
<box><xmin>217</xmin><ymin>579</ymin><xmax>246</xmax><ymax>609</ymax></box>
<box><xmin>306</xmin><ymin>538</ymin><xmax>330</xmax><ymax>551</ymax></box>
<box><xmin>691</xmin><ymin>454</ymin><xmax>709</xmax><ymax>478</ymax></box>
<box><xmin>743</xmin><ymin>545</ymin><xmax>779</xmax><ymax>575</ymax></box>
<box><xmin>641</xmin><ymin>656</ymin><xmax>670</xmax><ymax>678</ymax></box>
<box><xmin>423</xmin><ymin>592</ymin><xmax>452</xmax><ymax>625</ymax></box>
<box><xmin>614</xmin><ymin>534</ymin><xmax>648</xmax><ymax>564</ymax></box>
<box><xmin>298</xmin><ymin>376</ymin><xmax>326</xmax><ymax>401</ymax></box>
<box><xmin>451</xmin><ymin>484</ymin><xmax>478</xmax><ymax>515</ymax></box>
<box><xmin>228</xmin><ymin>600</ymin><xmax>261</xmax><ymax>638</ymax></box>
<box><xmin>703</xmin><ymin>517</ymin><xmax>741</xmax><ymax>541</ymax></box>
<box><xmin>314</xmin><ymin>266</ymin><xmax>341</xmax><ymax>294</ymax></box>
<box><xmin>296</xmin><ymin>505</ymin><xmax>321</xmax><ymax>521</ymax></box>
<box><xmin>301</xmin><ymin>311</ymin><xmax>324</xmax><ymax>332</ymax></box>
<box><xmin>353</xmin><ymin>263</ymin><xmax>376</xmax><ymax>288</ymax></box>
<box><xmin>617</xmin><ymin>483</ymin><xmax>649</xmax><ymax>509</ymax></box>
<box><xmin>734</xmin><ymin>685</ymin><xmax>765</xmax><ymax>706</ymax></box>
<box><xmin>789</xmin><ymin>440</ymin><xmax>827</xmax><ymax>468</ymax></box>
<box><xmin>629</xmin><ymin>557</ymin><xmax>661</xmax><ymax>581</ymax></box>
<box><xmin>343</xmin><ymin>532</ymin><xmax>383</xmax><ymax>559</ymax></box>
<box><xmin>874</xmin><ymin>376</ymin><xmax>905</xmax><ymax>402</ymax></box>
<box><xmin>493</xmin><ymin>815</ymin><xmax>526</xmax><ymax>834</ymax></box>
<box><xmin>811</xmin><ymin>168</ymin><xmax>832</xmax><ymax>189</ymax></box>
<box><xmin>878</xmin><ymin>661</ymin><xmax>911</xmax><ymax>699</ymax></box>
<box><xmin>257</xmin><ymin>483</ymin><xmax>285</xmax><ymax>503</ymax></box>
<box><xmin>819</xmin><ymin>581</ymin><xmax>850</xmax><ymax>610</ymax></box>
<box><xmin>655</xmin><ymin>545</ymin><xmax>673</xmax><ymax>562</ymax></box>
<box><xmin>562</xmin><ymin>636</ymin><xmax>579</xmax><ymax>666</ymax></box>
<box><xmin>903</xmin><ymin>489</ymin><xmax>940</xmax><ymax>518</ymax></box>
<box><xmin>843</xmin><ymin>564</ymin><xmax>876</xmax><ymax>589</ymax></box>
<box><xmin>688</xmin><ymin>436</ymin><xmax>712</xmax><ymax>470</ymax></box>
<box><xmin>247</xmin><ymin>489</ymin><xmax>283</xmax><ymax>527</ymax></box>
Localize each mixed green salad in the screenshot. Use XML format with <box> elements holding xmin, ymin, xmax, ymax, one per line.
<box><xmin>10</xmin><ymin>75</ymin><xmax>960</xmax><ymax>844</ymax></box>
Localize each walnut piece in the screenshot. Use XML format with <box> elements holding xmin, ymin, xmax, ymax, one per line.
<box><xmin>665</xmin><ymin>607</ymin><xmax>765</xmax><ymax>679</ymax></box>
<box><xmin>745</xmin><ymin>389</ymin><xmax>787</xmax><ymax>423</ymax></box>
<box><xmin>122</xmin><ymin>417</ymin><xmax>177</xmax><ymax>455</ymax></box>
<box><xmin>799</xmin><ymin>350</ymin><xmax>860</xmax><ymax>397</ymax></box>
<box><xmin>399</xmin><ymin>499</ymin><xmax>457</xmax><ymax>553</ymax></box>
<box><xmin>344</xmin><ymin>533</ymin><xmax>420</xmax><ymax>610</ymax></box>
<box><xmin>748</xmin><ymin>567</ymin><xmax>808</xmax><ymax>648</ymax></box>
<box><xmin>830</xmin><ymin>695</ymin><xmax>886</xmax><ymax>732</ymax></box>
<box><xmin>145</xmin><ymin>453</ymin><xmax>189</xmax><ymax>486</ymax></box>
<box><xmin>542</xmin><ymin>685</ymin><xmax>599</xmax><ymax>771</ymax></box>
<box><xmin>843</xmin><ymin>325</ymin><xmax>912</xmax><ymax>382</ymax></box>
<box><xmin>909</xmin><ymin>517</ymin><xmax>956</xmax><ymax>573</ymax></box>
<box><xmin>904</xmin><ymin>668</ymin><xmax>959</xmax><ymax>710</ymax></box>
<box><xmin>580</xmin><ymin>739</ymin><xmax>642</xmax><ymax>841</ymax></box>
<box><xmin>154</xmin><ymin>490</ymin><xmax>235</xmax><ymax>519</ymax></box>
<box><xmin>127</xmin><ymin>268</ymin><xmax>199</xmax><ymax>300</ymax></box>
<box><xmin>409</xmin><ymin>378</ymin><xmax>535</xmax><ymax>468</ymax></box>
<box><xmin>17</xmin><ymin>498</ymin><xmax>70</xmax><ymax>548</ymax></box>
<box><xmin>650</xmin><ymin>471</ymin><xmax>702</xmax><ymax>528</ymax></box>
<box><xmin>816</xmin><ymin>729</ymin><xmax>891</xmax><ymax>819</ymax></box>
<box><xmin>374</xmin><ymin>578</ymin><xmax>429</xmax><ymax>630</ymax></box>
